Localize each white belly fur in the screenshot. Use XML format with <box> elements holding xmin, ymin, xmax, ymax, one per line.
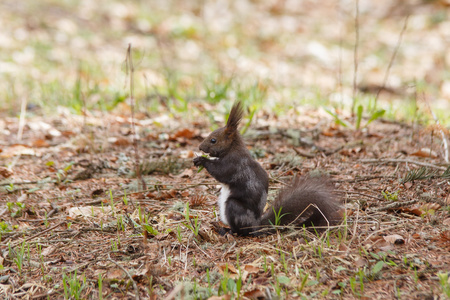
<box><xmin>218</xmin><ymin>184</ymin><xmax>230</xmax><ymax>225</ymax></box>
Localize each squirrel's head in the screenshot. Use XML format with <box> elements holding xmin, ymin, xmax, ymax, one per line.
<box><xmin>199</xmin><ymin>101</ymin><xmax>244</xmax><ymax>158</ymax></box>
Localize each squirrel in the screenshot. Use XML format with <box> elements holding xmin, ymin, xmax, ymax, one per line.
<box><xmin>193</xmin><ymin>101</ymin><xmax>342</xmax><ymax>236</ymax></box>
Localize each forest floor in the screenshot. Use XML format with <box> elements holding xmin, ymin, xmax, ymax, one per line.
<box><xmin>1</xmin><ymin>0</ymin><xmax>450</xmax><ymax>299</ymax></box>
<box><xmin>0</xmin><ymin>107</ymin><xmax>449</xmax><ymax>299</ymax></box>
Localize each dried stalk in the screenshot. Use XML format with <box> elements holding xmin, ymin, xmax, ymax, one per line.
<box><xmin>374</xmin><ymin>14</ymin><xmax>410</xmax><ymax>107</ymax></box>
<box><xmin>351</xmin><ymin>0</ymin><xmax>360</xmax><ymax>115</ymax></box>
<box><xmin>126</xmin><ymin>44</ymin><xmax>147</xmax><ymax>192</ymax></box>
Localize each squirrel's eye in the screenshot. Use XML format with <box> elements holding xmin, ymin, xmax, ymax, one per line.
<box><xmin>210</xmin><ymin>138</ymin><xmax>217</xmax><ymax>144</ymax></box>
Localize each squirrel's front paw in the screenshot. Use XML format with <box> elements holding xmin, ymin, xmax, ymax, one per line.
<box><xmin>193</xmin><ymin>156</ymin><xmax>205</xmax><ymax>167</ymax></box>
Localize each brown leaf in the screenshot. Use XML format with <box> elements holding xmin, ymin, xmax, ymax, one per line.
<box><xmin>148</xmin><ymin>190</ymin><xmax>178</xmax><ymax>200</ymax></box>
<box><xmin>41</xmin><ymin>246</ymin><xmax>56</xmax><ymax>257</ymax></box>
<box><xmin>383</xmin><ymin>234</ymin><xmax>405</xmax><ymax>245</ymax></box>
<box><xmin>105</xmin><ymin>268</ymin><xmax>126</xmax><ymax>281</ymax></box>
<box><xmin>180</xmin><ymin>150</ymin><xmax>195</xmax><ymax>158</ymax></box>
<box><xmin>354</xmin><ymin>256</ymin><xmax>368</xmax><ymax>267</ymax></box>
<box><xmin>112</xmin><ymin>137</ymin><xmax>131</xmax><ymax>147</ymax></box>
<box><xmin>132</xmin><ymin>266</ymin><xmax>150</xmax><ymax>281</ymax></box>
<box><xmin>440</xmin><ymin>230</ymin><xmax>450</xmax><ymax>241</ymax></box>
<box><xmin>208</xmin><ymin>296</ymin><xmax>231</xmax><ymax>300</ymax></box>
<box><xmin>217</xmin><ymin>263</ymin><xmax>239</xmax><ymax>279</ymax></box>
<box><xmin>32</xmin><ymin>138</ymin><xmax>50</xmax><ymax>147</ymax></box>
<box><xmin>0</xmin><ymin>145</ymin><xmax>35</xmax><ymax>158</ymax></box>
<box><xmin>443</xmin><ymin>218</ymin><xmax>450</xmax><ymax>226</ymax></box>
<box><xmin>0</xmin><ymin>167</ymin><xmax>13</xmax><ymax>178</ymax></box>
<box><xmin>177</xmin><ymin>168</ymin><xmax>193</xmax><ymax>178</ymax></box>
<box><xmin>410</xmin><ymin>148</ymin><xmax>438</xmax><ymax>158</ymax></box>
<box><xmin>171</xmin><ymin>128</ymin><xmax>195</xmax><ymax>140</ymax></box>
<box><xmin>243</xmin><ymin>288</ymin><xmax>266</xmax><ymax>299</ymax></box>
<box><xmin>242</xmin><ymin>264</ymin><xmax>260</xmax><ymax>274</ymax></box>
<box><xmin>189</xmin><ymin>195</ymin><xmax>207</xmax><ymax>207</ymax></box>
<box><xmin>338</xmin><ymin>243</ymin><xmax>349</xmax><ymax>252</ymax></box>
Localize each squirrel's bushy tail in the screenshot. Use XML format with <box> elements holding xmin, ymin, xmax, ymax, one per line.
<box><xmin>259</xmin><ymin>177</ymin><xmax>342</xmax><ymax>232</ymax></box>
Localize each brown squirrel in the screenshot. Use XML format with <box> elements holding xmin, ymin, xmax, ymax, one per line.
<box><xmin>193</xmin><ymin>102</ymin><xmax>341</xmax><ymax>236</ymax></box>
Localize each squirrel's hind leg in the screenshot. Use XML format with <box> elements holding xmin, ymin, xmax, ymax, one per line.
<box><xmin>225</xmin><ymin>198</ymin><xmax>261</xmax><ymax>236</ymax></box>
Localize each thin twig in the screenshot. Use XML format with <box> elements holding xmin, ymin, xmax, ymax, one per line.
<box><xmin>370</xmin><ymin>199</ymin><xmax>419</xmax><ymax>212</ymax></box>
<box><xmin>351</xmin><ymin>0</ymin><xmax>360</xmax><ymax>115</ymax></box>
<box><xmin>333</xmin><ymin>175</ymin><xmax>395</xmax><ymax>183</ymax></box>
<box><xmin>423</xmin><ymin>93</ymin><xmax>449</xmax><ymax>163</ymax></box>
<box><xmin>374</xmin><ymin>14</ymin><xmax>409</xmax><ymax>107</ymax></box>
<box><xmin>345</xmin><ymin>202</ymin><xmax>360</xmax><ymax>253</ymax></box>
<box><xmin>127</xmin><ymin>44</ymin><xmax>147</xmax><ymax>193</ymax></box>
<box><xmin>108</xmin><ymin>253</ymin><xmax>140</xmax><ymax>300</ymax></box>
<box><xmin>17</xmin><ymin>97</ymin><xmax>27</xmax><ymax>141</ymax></box>
<box><xmin>360</xmin><ymin>158</ymin><xmax>448</xmax><ymax>170</ymax></box>
<box><xmin>9</xmin><ymin>221</ymin><xmax>64</xmax><ymax>247</ymax></box>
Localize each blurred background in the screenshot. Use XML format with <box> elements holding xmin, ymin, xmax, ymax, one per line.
<box><xmin>1</xmin><ymin>0</ymin><xmax>449</xmax><ymax>123</ymax></box>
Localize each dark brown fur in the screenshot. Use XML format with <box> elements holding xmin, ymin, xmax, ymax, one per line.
<box><xmin>194</xmin><ymin>102</ymin><xmax>342</xmax><ymax>236</ymax></box>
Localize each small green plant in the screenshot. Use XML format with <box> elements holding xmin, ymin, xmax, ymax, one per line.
<box><xmin>7</xmin><ymin>201</ymin><xmax>25</xmax><ymax>218</ymax></box>
<box><xmin>297</xmin><ymin>272</ymin><xmax>309</xmax><ymax>294</ymax></box>
<box><xmin>44</xmin><ymin>211</ymin><xmax>49</xmax><ymax>228</ymax></box>
<box><xmin>111</xmin><ymin>240</ymin><xmax>118</xmax><ymax>251</ymax></box>
<box><xmin>56</xmin><ymin>161</ymin><xmax>74</xmax><ymax>184</ymax></box>
<box><xmin>401</xmin><ymin>167</ymin><xmax>438</xmax><ymax>183</ymax></box>
<box><xmin>36</xmin><ymin>244</ymin><xmax>51</xmax><ymax>282</ymax></box>
<box><xmin>5</xmin><ymin>183</ymin><xmax>15</xmax><ymax>192</ymax></box>
<box><xmin>0</xmin><ymin>221</ymin><xmax>12</xmax><ymax>233</ymax></box>
<box><xmin>98</xmin><ymin>273</ymin><xmax>103</xmax><ymax>300</ymax></box>
<box><xmin>206</xmin><ymin>268</ymin><xmax>212</xmax><ymax>297</ymax></box>
<box><xmin>273</xmin><ymin>275</ymin><xmax>290</xmax><ymax>297</ymax></box>
<box><xmin>280</xmin><ymin>252</ymin><xmax>288</xmax><ymax>274</ymax></box>
<box><xmin>141</xmin><ymin>212</ymin><xmax>159</xmax><ymax>236</ymax></box>
<box><xmin>437</xmin><ymin>272</ymin><xmax>450</xmax><ymax>298</ymax></box>
<box><xmin>122</xmin><ymin>190</ymin><xmax>128</xmax><ymax>205</ymax></box>
<box><xmin>63</xmin><ymin>270</ymin><xmax>87</xmax><ymax>300</ymax></box>
<box><xmin>269</xmin><ymin>207</ymin><xmax>289</xmax><ymax>227</ymax></box>
<box><xmin>381</xmin><ymin>190</ymin><xmax>399</xmax><ymax>201</ymax></box>
<box><xmin>325</xmin><ymin>105</ymin><xmax>385</xmax><ymax>130</ymax></box>
<box><xmin>262</xmin><ymin>255</ymin><xmax>268</xmax><ymax>272</ymax></box>
<box><xmin>117</xmin><ymin>215</ymin><xmax>125</xmax><ymax>232</ymax></box>
<box><xmin>9</xmin><ymin>241</ymin><xmax>27</xmax><ymax>275</ymax></box>
<box><xmin>176</xmin><ymin>225</ymin><xmax>183</xmax><ymax>244</ymax></box>
<box><xmin>109</xmin><ymin>189</ymin><xmax>115</xmax><ymax>214</ymax></box>
<box><xmin>183</xmin><ymin>203</ymin><xmax>200</xmax><ymax>236</ymax></box>
<box><xmin>356</xmin><ymin>105</ymin><xmax>385</xmax><ymax>130</ymax></box>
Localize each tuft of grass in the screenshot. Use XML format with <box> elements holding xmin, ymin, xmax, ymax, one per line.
<box><xmin>63</xmin><ymin>270</ymin><xmax>87</xmax><ymax>300</ymax></box>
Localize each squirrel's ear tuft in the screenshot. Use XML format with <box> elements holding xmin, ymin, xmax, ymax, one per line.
<box><xmin>225</xmin><ymin>101</ymin><xmax>244</xmax><ymax>133</ymax></box>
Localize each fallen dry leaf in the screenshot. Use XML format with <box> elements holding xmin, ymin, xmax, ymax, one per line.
<box><xmin>208</xmin><ymin>296</ymin><xmax>231</xmax><ymax>300</ymax></box>
<box><xmin>242</xmin><ymin>264</ymin><xmax>260</xmax><ymax>274</ymax></box>
<box><xmin>443</xmin><ymin>218</ymin><xmax>450</xmax><ymax>226</ymax></box>
<box><xmin>354</xmin><ymin>256</ymin><xmax>368</xmax><ymax>267</ymax></box>
<box><xmin>410</xmin><ymin>148</ymin><xmax>438</xmax><ymax>158</ymax></box>
<box><xmin>171</xmin><ymin>128</ymin><xmax>196</xmax><ymax>140</ymax></box>
<box><xmin>0</xmin><ymin>145</ymin><xmax>36</xmax><ymax>158</ymax></box>
<box><xmin>0</xmin><ymin>166</ymin><xmax>13</xmax><ymax>178</ymax></box>
<box><xmin>384</xmin><ymin>234</ymin><xmax>405</xmax><ymax>245</ymax></box>
<box><xmin>243</xmin><ymin>288</ymin><xmax>266</xmax><ymax>299</ymax></box>
<box><xmin>180</xmin><ymin>150</ymin><xmax>195</xmax><ymax>158</ymax></box>
<box><xmin>68</xmin><ymin>206</ymin><xmax>112</xmax><ymax>220</ymax></box>
<box><xmin>41</xmin><ymin>246</ymin><xmax>56</xmax><ymax>257</ymax></box>
<box><xmin>108</xmin><ymin>137</ymin><xmax>131</xmax><ymax>147</ymax></box>
<box><xmin>32</xmin><ymin>138</ymin><xmax>50</xmax><ymax>147</ymax></box>
<box><xmin>177</xmin><ymin>168</ymin><xmax>193</xmax><ymax>178</ymax></box>
<box><xmin>217</xmin><ymin>263</ymin><xmax>240</xmax><ymax>279</ymax></box>
<box><xmin>105</xmin><ymin>268</ymin><xmax>126</xmax><ymax>281</ymax></box>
